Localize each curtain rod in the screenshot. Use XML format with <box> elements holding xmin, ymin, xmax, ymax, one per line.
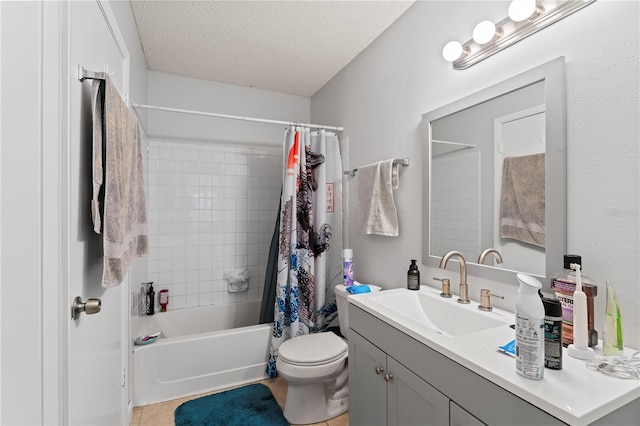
<box><xmin>431</xmin><ymin>139</ymin><xmax>475</xmax><ymax>149</ymax></box>
<box><xmin>132</xmin><ymin>103</ymin><xmax>344</xmax><ymax>132</ymax></box>
<box><xmin>344</xmin><ymin>157</ymin><xmax>409</xmax><ymax>177</ymax></box>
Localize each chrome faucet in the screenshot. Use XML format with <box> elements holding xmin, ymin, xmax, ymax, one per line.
<box><xmin>438</xmin><ymin>251</ymin><xmax>469</xmax><ymax>304</ymax></box>
<box><xmin>477</xmin><ymin>248</ymin><xmax>503</xmax><ymax>265</ymax></box>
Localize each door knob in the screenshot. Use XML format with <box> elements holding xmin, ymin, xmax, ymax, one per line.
<box><xmin>375</xmin><ymin>366</ymin><xmax>384</xmax><ymax>375</ymax></box>
<box><xmin>384</xmin><ymin>373</ymin><xmax>393</xmax><ymax>382</ymax></box>
<box><xmin>71</xmin><ymin>296</ymin><xmax>102</xmax><ymax>320</ymax></box>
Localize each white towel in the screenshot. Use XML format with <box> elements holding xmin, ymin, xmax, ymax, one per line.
<box><xmin>357</xmin><ymin>159</ymin><xmax>399</xmax><ymax>236</ymax></box>
<box><xmin>100</xmin><ymin>76</ymin><xmax>149</xmax><ymax>287</ymax></box>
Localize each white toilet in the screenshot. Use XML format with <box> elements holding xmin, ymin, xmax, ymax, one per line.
<box><xmin>276</xmin><ymin>284</ymin><xmax>381</xmax><ymax>425</ymax></box>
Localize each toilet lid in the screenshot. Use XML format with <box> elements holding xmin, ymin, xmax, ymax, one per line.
<box><xmin>278</xmin><ymin>332</ymin><xmax>347</xmax><ymax>366</ymax></box>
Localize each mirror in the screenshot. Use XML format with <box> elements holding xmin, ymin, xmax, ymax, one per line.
<box><xmin>422</xmin><ymin>57</ymin><xmax>566</xmax><ymax>286</ymax></box>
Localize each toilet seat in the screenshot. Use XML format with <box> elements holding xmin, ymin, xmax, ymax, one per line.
<box><xmin>279</xmin><ymin>332</ymin><xmax>347</xmax><ymax>366</ymax></box>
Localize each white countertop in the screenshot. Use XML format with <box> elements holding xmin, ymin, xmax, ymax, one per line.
<box><xmin>349</xmin><ymin>287</ymin><xmax>640</xmax><ymax>426</ymax></box>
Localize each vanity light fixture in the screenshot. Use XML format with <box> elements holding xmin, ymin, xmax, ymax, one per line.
<box><xmin>508</xmin><ymin>0</ymin><xmax>539</xmax><ymax>22</ymax></box>
<box><xmin>442</xmin><ymin>41</ymin><xmax>465</xmax><ymax>62</ymax></box>
<box><xmin>472</xmin><ymin>20</ymin><xmax>498</xmax><ymax>45</ymax></box>
<box><xmin>443</xmin><ymin>0</ymin><xmax>596</xmax><ymax>70</ymax></box>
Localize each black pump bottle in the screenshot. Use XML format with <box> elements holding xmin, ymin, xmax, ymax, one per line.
<box><xmin>146</xmin><ymin>282</ymin><xmax>155</xmax><ymax>315</ymax></box>
<box><xmin>407</xmin><ymin>260</ymin><xmax>420</xmax><ymax>290</ymax></box>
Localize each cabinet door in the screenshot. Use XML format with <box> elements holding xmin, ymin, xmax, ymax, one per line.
<box><xmin>349</xmin><ymin>331</ymin><xmax>388</xmax><ymax>426</ymax></box>
<box><xmin>450</xmin><ymin>401</ymin><xmax>486</xmax><ymax>426</ymax></box>
<box><xmin>387</xmin><ymin>357</ymin><xmax>449</xmax><ymax>426</ymax></box>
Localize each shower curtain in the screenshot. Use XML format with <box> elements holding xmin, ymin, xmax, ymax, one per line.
<box><xmin>265</xmin><ymin>127</ymin><xmax>343</xmax><ymax>377</ymax></box>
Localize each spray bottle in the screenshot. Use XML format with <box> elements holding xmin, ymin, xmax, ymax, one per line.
<box><xmin>515</xmin><ymin>274</ymin><xmax>545</xmax><ymax>380</ymax></box>
<box><xmin>343</xmin><ymin>249</ymin><xmax>354</xmax><ymax>286</ymax></box>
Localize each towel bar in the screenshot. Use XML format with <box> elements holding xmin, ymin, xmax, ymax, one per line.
<box><xmin>344</xmin><ymin>157</ymin><xmax>409</xmax><ymax>177</ymax></box>
<box><xmin>78</xmin><ymin>66</ymin><xmax>107</xmax><ymax>82</ymax></box>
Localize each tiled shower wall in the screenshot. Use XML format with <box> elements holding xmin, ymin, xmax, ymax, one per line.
<box><xmin>134</xmin><ymin>140</ymin><xmax>282</xmax><ymax>311</ymax></box>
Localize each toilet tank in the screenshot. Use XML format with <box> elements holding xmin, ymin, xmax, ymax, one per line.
<box><xmin>335</xmin><ymin>284</ymin><xmax>382</xmax><ymax>337</ymax></box>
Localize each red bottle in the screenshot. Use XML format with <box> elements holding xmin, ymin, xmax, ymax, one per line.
<box><xmin>159</xmin><ymin>289</ymin><xmax>169</xmax><ymax>312</ymax></box>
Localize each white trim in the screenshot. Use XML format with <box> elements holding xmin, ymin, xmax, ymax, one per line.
<box><xmin>96</xmin><ymin>0</ymin><xmax>130</xmax><ymax>105</ymax></box>
<box><xmin>41</xmin><ymin>1</ymin><xmax>68</xmax><ymax>423</ymax></box>
<box><xmin>0</xmin><ymin>2</ymin><xmax>4</xmax><ymax>419</ymax></box>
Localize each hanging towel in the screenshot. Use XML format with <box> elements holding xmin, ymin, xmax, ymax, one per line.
<box><xmin>99</xmin><ymin>76</ymin><xmax>149</xmax><ymax>287</ymax></box>
<box><xmin>357</xmin><ymin>159</ymin><xmax>399</xmax><ymax>236</ymax></box>
<box><xmin>499</xmin><ymin>153</ymin><xmax>545</xmax><ymax>247</ymax></box>
<box><xmin>91</xmin><ymin>80</ymin><xmax>105</xmax><ymax>234</ymax></box>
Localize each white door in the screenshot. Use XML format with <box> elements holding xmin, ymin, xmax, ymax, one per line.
<box><xmin>66</xmin><ymin>1</ymin><xmax>131</xmax><ymax>424</ymax></box>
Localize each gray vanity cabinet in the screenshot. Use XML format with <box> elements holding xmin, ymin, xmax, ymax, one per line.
<box><xmin>450</xmin><ymin>402</ymin><xmax>485</xmax><ymax>426</ymax></box>
<box><xmin>348</xmin><ymin>330</ymin><xmax>387</xmax><ymax>426</ymax></box>
<box><xmin>349</xmin><ymin>330</ymin><xmax>450</xmax><ymax>426</ymax></box>
<box><xmin>349</xmin><ymin>304</ymin><xmax>566</xmax><ymax>426</ymax></box>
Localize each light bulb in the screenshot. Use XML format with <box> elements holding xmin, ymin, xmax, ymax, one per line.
<box><xmin>509</xmin><ymin>0</ymin><xmax>537</xmax><ymax>22</ymax></box>
<box><xmin>472</xmin><ymin>20</ymin><xmax>497</xmax><ymax>45</ymax></box>
<box><xmin>442</xmin><ymin>41</ymin><xmax>464</xmax><ymax>62</ymax></box>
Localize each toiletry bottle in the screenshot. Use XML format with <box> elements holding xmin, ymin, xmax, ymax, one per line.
<box><xmin>603</xmin><ymin>282</ymin><xmax>624</xmax><ymax>356</ymax></box>
<box><xmin>551</xmin><ymin>254</ymin><xmax>598</xmax><ymax>347</ymax></box>
<box><xmin>515</xmin><ymin>274</ymin><xmax>545</xmax><ymax>380</ymax></box>
<box><xmin>539</xmin><ymin>292</ymin><xmax>563</xmax><ymax>370</ymax></box>
<box><xmin>407</xmin><ymin>259</ymin><xmax>420</xmax><ymax>290</ymax></box>
<box><xmin>159</xmin><ymin>289</ymin><xmax>169</xmax><ymax>313</ymax></box>
<box><xmin>146</xmin><ymin>282</ymin><xmax>155</xmax><ymax>315</ymax></box>
<box><xmin>343</xmin><ymin>249</ymin><xmax>354</xmax><ymax>286</ymax></box>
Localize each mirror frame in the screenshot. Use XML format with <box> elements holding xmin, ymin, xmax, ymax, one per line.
<box><xmin>421</xmin><ymin>56</ymin><xmax>566</xmax><ymax>287</ymax></box>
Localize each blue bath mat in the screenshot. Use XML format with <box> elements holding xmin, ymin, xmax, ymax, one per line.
<box><xmin>174</xmin><ymin>383</ymin><xmax>289</xmax><ymax>426</ymax></box>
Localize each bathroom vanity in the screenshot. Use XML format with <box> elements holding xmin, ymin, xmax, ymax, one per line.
<box><xmin>348</xmin><ymin>288</ymin><xmax>640</xmax><ymax>426</ymax></box>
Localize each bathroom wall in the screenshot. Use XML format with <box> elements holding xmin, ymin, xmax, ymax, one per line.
<box><xmin>146</xmin><ymin>71</ymin><xmax>311</xmax><ymax>144</ymax></box>
<box><xmin>311</xmin><ymin>1</ymin><xmax>640</xmax><ymax>348</ymax></box>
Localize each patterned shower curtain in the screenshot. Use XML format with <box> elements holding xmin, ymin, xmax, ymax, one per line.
<box><xmin>266</xmin><ymin>127</ymin><xmax>343</xmax><ymax>378</ymax></box>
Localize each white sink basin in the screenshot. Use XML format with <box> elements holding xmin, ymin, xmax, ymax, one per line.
<box><xmin>353</xmin><ymin>288</ymin><xmax>512</xmax><ymax>337</ymax></box>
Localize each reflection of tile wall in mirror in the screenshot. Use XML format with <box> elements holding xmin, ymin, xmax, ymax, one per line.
<box><xmin>431</xmin><ymin>149</ymin><xmax>480</xmax><ymax>260</ymax></box>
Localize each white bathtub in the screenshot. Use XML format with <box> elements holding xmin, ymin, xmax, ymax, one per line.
<box><xmin>132</xmin><ymin>301</ymin><xmax>272</xmax><ymax>406</ymax></box>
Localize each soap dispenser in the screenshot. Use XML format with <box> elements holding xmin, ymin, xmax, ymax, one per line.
<box><xmin>407</xmin><ymin>260</ymin><xmax>420</xmax><ymax>290</ymax></box>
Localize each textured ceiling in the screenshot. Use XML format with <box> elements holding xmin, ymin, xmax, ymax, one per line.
<box><xmin>130</xmin><ymin>1</ymin><xmax>415</xmax><ymax>97</ymax></box>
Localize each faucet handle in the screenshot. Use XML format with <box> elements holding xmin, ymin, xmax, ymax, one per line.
<box><xmin>433</xmin><ymin>277</ymin><xmax>452</xmax><ymax>298</ymax></box>
<box><xmin>478</xmin><ymin>288</ymin><xmax>504</xmax><ymax>312</ymax></box>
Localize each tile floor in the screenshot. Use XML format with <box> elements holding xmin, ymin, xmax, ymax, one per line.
<box><xmin>130</xmin><ymin>376</ymin><xmax>349</xmax><ymax>426</ymax></box>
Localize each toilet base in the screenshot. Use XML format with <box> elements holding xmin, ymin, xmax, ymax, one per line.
<box><xmin>282</xmin><ymin>380</ymin><xmax>349</xmax><ymax>425</ymax></box>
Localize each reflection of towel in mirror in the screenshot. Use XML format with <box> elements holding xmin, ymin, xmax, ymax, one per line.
<box><xmin>99</xmin><ymin>76</ymin><xmax>149</xmax><ymax>287</ymax></box>
<box><xmin>499</xmin><ymin>153</ymin><xmax>545</xmax><ymax>247</ymax></box>
<box><xmin>357</xmin><ymin>159</ymin><xmax>399</xmax><ymax>236</ymax></box>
